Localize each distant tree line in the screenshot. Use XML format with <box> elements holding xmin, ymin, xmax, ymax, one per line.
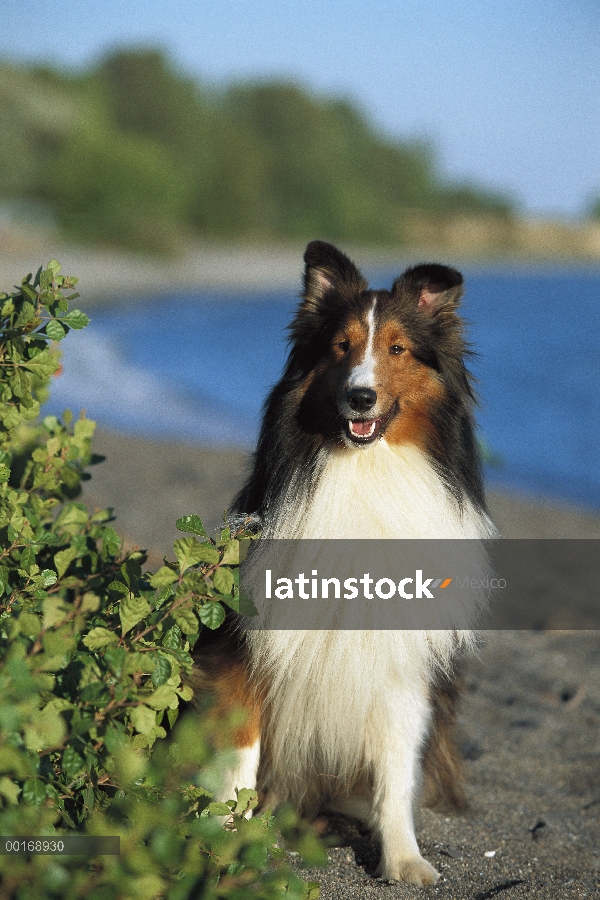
<box><xmin>0</xmin><ymin>48</ymin><xmax>517</xmax><ymax>252</ymax></box>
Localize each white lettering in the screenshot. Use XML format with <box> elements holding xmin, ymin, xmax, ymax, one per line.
<box><xmin>322</xmin><ymin>577</ymin><xmax>341</xmax><ymax>598</ymax></box>
<box><xmin>295</xmin><ymin>573</ymin><xmax>309</xmax><ymax>599</ymax></box>
<box><xmin>399</xmin><ymin>577</ymin><xmax>413</xmax><ymax>599</ymax></box>
<box><xmin>416</xmin><ymin>569</ymin><xmax>433</xmax><ymax>599</ymax></box>
<box><xmin>360</xmin><ymin>573</ymin><xmax>374</xmax><ymax>599</ymax></box>
<box><xmin>275</xmin><ymin>578</ymin><xmax>293</xmax><ymax>599</ymax></box>
<box><xmin>344</xmin><ymin>577</ymin><xmax>358</xmax><ymax>599</ymax></box>
<box><xmin>375</xmin><ymin>577</ymin><xmax>396</xmax><ymax>599</ymax></box>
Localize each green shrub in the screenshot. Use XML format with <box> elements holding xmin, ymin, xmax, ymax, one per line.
<box><xmin>0</xmin><ymin>262</ymin><xmax>323</xmax><ymax>899</ymax></box>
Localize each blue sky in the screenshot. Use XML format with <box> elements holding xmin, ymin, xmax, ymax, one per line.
<box><xmin>2</xmin><ymin>0</ymin><xmax>598</xmax><ymax>217</ymax></box>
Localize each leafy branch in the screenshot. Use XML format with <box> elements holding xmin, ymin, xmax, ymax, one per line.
<box><xmin>0</xmin><ymin>262</ymin><xmax>322</xmax><ymax>900</ymax></box>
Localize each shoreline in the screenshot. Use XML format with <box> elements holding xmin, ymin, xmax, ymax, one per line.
<box><xmin>2</xmin><ymin>239</ymin><xmax>600</xmax><ymax>305</ymax></box>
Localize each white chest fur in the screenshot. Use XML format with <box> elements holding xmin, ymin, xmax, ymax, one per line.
<box><xmin>244</xmin><ymin>442</ymin><xmax>494</xmax><ymax>805</ymax></box>
<box><xmin>274</xmin><ymin>440</ymin><xmax>494</xmax><ymax>540</ymax></box>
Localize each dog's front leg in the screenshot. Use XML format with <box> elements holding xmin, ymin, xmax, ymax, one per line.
<box><xmin>216</xmin><ymin>738</ymin><xmax>261</xmax><ymax>816</ymax></box>
<box><xmin>369</xmin><ymin>683</ymin><xmax>440</xmax><ymax>885</ymax></box>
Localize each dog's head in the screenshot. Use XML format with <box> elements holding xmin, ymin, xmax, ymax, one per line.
<box><xmin>288</xmin><ymin>240</ymin><xmax>471</xmax><ymax>451</ymax></box>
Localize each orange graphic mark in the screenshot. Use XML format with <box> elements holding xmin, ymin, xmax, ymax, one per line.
<box><xmin>439</xmin><ymin>578</ymin><xmax>452</xmax><ymax>589</ymax></box>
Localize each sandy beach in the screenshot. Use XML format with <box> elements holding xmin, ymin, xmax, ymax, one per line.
<box><xmin>83</xmin><ymin>430</ymin><xmax>600</xmax><ymax>561</ymax></box>
<box><xmin>0</xmin><ymin>240</ymin><xmax>307</xmax><ymax>303</ymax></box>
<box><xmin>79</xmin><ymin>430</ymin><xmax>600</xmax><ymax>900</ymax></box>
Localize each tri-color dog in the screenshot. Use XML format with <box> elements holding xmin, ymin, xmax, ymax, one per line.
<box><xmin>195</xmin><ymin>241</ymin><xmax>494</xmax><ymax>884</ymax></box>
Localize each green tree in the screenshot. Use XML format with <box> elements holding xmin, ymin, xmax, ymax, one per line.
<box><xmin>0</xmin><ymin>49</ymin><xmax>516</xmax><ymax>250</ymax></box>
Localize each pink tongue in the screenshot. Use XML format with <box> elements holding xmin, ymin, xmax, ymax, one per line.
<box><xmin>351</xmin><ymin>419</ymin><xmax>376</xmax><ymax>435</ymax></box>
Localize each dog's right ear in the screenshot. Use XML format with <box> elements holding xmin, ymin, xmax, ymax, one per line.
<box><xmin>302</xmin><ymin>241</ymin><xmax>367</xmax><ymax>309</ymax></box>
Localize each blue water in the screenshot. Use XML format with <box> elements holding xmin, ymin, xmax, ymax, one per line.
<box><xmin>45</xmin><ymin>269</ymin><xmax>600</xmax><ymax>511</ymax></box>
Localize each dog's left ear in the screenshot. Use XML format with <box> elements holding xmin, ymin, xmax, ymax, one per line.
<box><xmin>302</xmin><ymin>241</ymin><xmax>367</xmax><ymax>309</ymax></box>
<box><xmin>393</xmin><ymin>263</ymin><xmax>464</xmax><ymax>315</ymax></box>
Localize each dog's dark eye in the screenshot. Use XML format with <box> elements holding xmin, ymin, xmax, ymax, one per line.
<box><xmin>390</xmin><ymin>345</ymin><xmax>405</xmax><ymax>355</ymax></box>
<box><xmin>337</xmin><ymin>340</ymin><xmax>350</xmax><ymax>352</ymax></box>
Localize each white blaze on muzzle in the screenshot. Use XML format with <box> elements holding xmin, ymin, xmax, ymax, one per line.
<box><xmin>347</xmin><ymin>297</ymin><xmax>377</xmax><ymax>390</ymax></box>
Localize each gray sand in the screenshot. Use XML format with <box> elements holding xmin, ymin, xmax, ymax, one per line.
<box><xmin>82</xmin><ymin>430</ymin><xmax>600</xmax><ymax>558</ymax></box>
<box><xmin>0</xmin><ymin>243</ymin><xmax>304</xmax><ymax>303</ymax></box>
<box><xmin>81</xmin><ymin>431</ymin><xmax>600</xmax><ymax>899</ymax></box>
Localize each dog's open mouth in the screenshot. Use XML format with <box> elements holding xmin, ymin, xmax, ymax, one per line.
<box><xmin>345</xmin><ymin>404</ymin><xmax>397</xmax><ymax>444</ymax></box>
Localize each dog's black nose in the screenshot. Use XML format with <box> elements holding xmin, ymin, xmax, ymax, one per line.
<box><xmin>347</xmin><ymin>388</ymin><xmax>377</xmax><ymax>412</ymax></box>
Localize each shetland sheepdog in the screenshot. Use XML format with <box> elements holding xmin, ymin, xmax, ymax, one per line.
<box><xmin>195</xmin><ymin>241</ymin><xmax>494</xmax><ymax>885</ymax></box>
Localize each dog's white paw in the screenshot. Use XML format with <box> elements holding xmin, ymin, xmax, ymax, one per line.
<box><xmin>378</xmin><ymin>855</ymin><xmax>440</xmax><ymax>886</ymax></box>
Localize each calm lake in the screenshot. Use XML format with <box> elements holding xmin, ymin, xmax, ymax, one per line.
<box><xmin>46</xmin><ymin>267</ymin><xmax>600</xmax><ymax>511</ymax></box>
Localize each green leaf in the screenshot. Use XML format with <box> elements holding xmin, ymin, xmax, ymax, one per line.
<box><xmin>63</xmin><ymin>309</ymin><xmax>90</xmax><ymax>330</ymax></box>
<box><xmin>61</xmin><ymin>747</ymin><xmax>85</xmax><ymax>779</ymax></box>
<box><xmin>18</xmin><ymin>612</ymin><xmax>41</xmax><ymax>637</ymax></box>
<box><xmin>220</xmin><ymin>540</ymin><xmax>240</xmax><ymax>566</ymax></box>
<box><xmin>102</xmin><ymin>527</ymin><xmax>121</xmax><ymax>557</ymax></box>
<box><xmin>176</xmin><ymin>684</ymin><xmax>193</xmax><ymax>702</ymax></box>
<box><xmin>176</xmin><ymin>515</ymin><xmax>208</xmax><ymax>538</ymax></box>
<box><xmin>73</xmin><ymin>417</ymin><xmax>96</xmax><ymax>443</ymax></box>
<box><xmin>24</xmin><ymin>705</ymin><xmax>68</xmax><ymax>749</ymax></box>
<box><xmin>43</xmin><ymin>627</ymin><xmax>75</xmax><ymax>657</ymax></box>
<box><xmin>146</xmin><ymin>685</ymin><xmax>179</xmax><ymax>710</ymax></box>
<box><xmin>119</xmin><ymin>595</ymin><xmax>151</xmax><ymax>636</ymax></box>
<box><xmin>151</xmin><ymin>653</ymin><xmax>172</xmax><ymax>686</ymax></box>
<box><xmin>172</xmin><ymin>607</ymin><xmax>198</xmax><ymax>635</ymax></box>
<box><xmin>0</xmin><ymin>776</ymin><xmax>21</xmax><ymax>805</ymax></box>
<box><xmin>154</xmin><ymin>586</ymin><xmax>175</xmax><ymax>609</ymax></box>
<box><xmin>34</xmin><ymin>531</ymin><xmax>61</xmax><ymax>546</ymax></box>
<box><xmin>198</xmin><ymin>600</ymin><xmax>226</xmax><ymax>630</ymax></box>
<box><xmin>43</xmin><ymin>596</ymin><xmax>69</xmax><ymax>628</ymax></box>
<box><xmin>121</xmin><ymin>557</ymin><xmax>142</xmax><ymax>589</ymax></box>
<box><xmin>15</xmin><ymin>300</ymin><xmax>36</xmax><ymax>327</ymax></box>
<box><xmin>54</xmin><ymin>545</ymin><xmax>78</xmax><ymax>578</ymax></box>
<box><xmin>46</xmin><ymin>318</ymin><xmax>66</xmax><ymax>341</ymax></box>
<box><xmin>83</xmin><ymin>627</ymin><xmax>119</xmax><ymax>650</ymax></box>
<box><xmin>149</xmin><ymin>566</ymin><xmax>179</xmax><ymax>589</ymax></box>
<box><xmin>22</xmin><ymin>778</ymin><xmax>47</xmax><ymax>807</ymax></box>
<box><xmin>108</xmin><ymin>580</ymin><xmax>129</xmax><ymax>595</ymax></box>
<box><xmin>234</xmin><ymin>788</ymin><xmax>259</xmax><ymax>814</ymax></box>
<box><xmin>0</xmin><ymin>464</ymin><xmax>10</xmax><ymax>484</ymax></box>
<box><xmin>22</xmin><ymin>349</ymin><xmax>59</xmax><ymax>379</ymax></box>
<box><xmin>162</xmin><ymin>625</ymin><xmax>182</xmax><ymax>649</ymax></box>
<box><xmin>207</xmin><ymin>802</ymin><xmax>234</xmax><ymax>816</ymax></box>
<box><xmin>103</xmin><ymin>646</ymin><xmax>125</xmax><ymax>677</ymax></box>
<box><xmin>54</xmin><ymin>501</ymin><xmax>89</xmax><ymax>531</ymax></box>
<box><xmin>130</xmin><ymin>705</ymin><xmax>157</xmax><ymax>736</ymax></box>
<box><xmin>81</xmin><ymin>592</ymin><xmax>100</xmax><ymax>612</ymax></box>
<box><xmin>41</xmin><ymin>569</ymin><xmax>58</xmax><ymax>587</ymax></box>
<box><xmin>174</xmin><ymin>537</ymin><xmax>219</xmax><ymax>573</ymax></box>
<box><xmin>19</xmin><ymin>544</ymin><xmax>37</xmax><ymax>574</ymax></box>
<box><xmin>213</xmin><ymin>566</ymin><xmax>234</xmax><ymax>595</ymax></box>
<box><xmin>45</xmin><ymin>259</ymin><xmax>62</xmax><ymax>279</ymax></box>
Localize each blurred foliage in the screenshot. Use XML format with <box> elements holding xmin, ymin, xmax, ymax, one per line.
<box><xmin>0</xmin><ymin>49</ymin><xmax>515</xmax><ymax>251</ymax></box>
<box><xmin>0</xmin><ymin>262</ymin><xmax>323</xmax><ymax>897</ymax></box>
<box><xmin>588</xmin><ymin>196</ymin><xmax>600</xmax><ymax>220</ymax></box>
